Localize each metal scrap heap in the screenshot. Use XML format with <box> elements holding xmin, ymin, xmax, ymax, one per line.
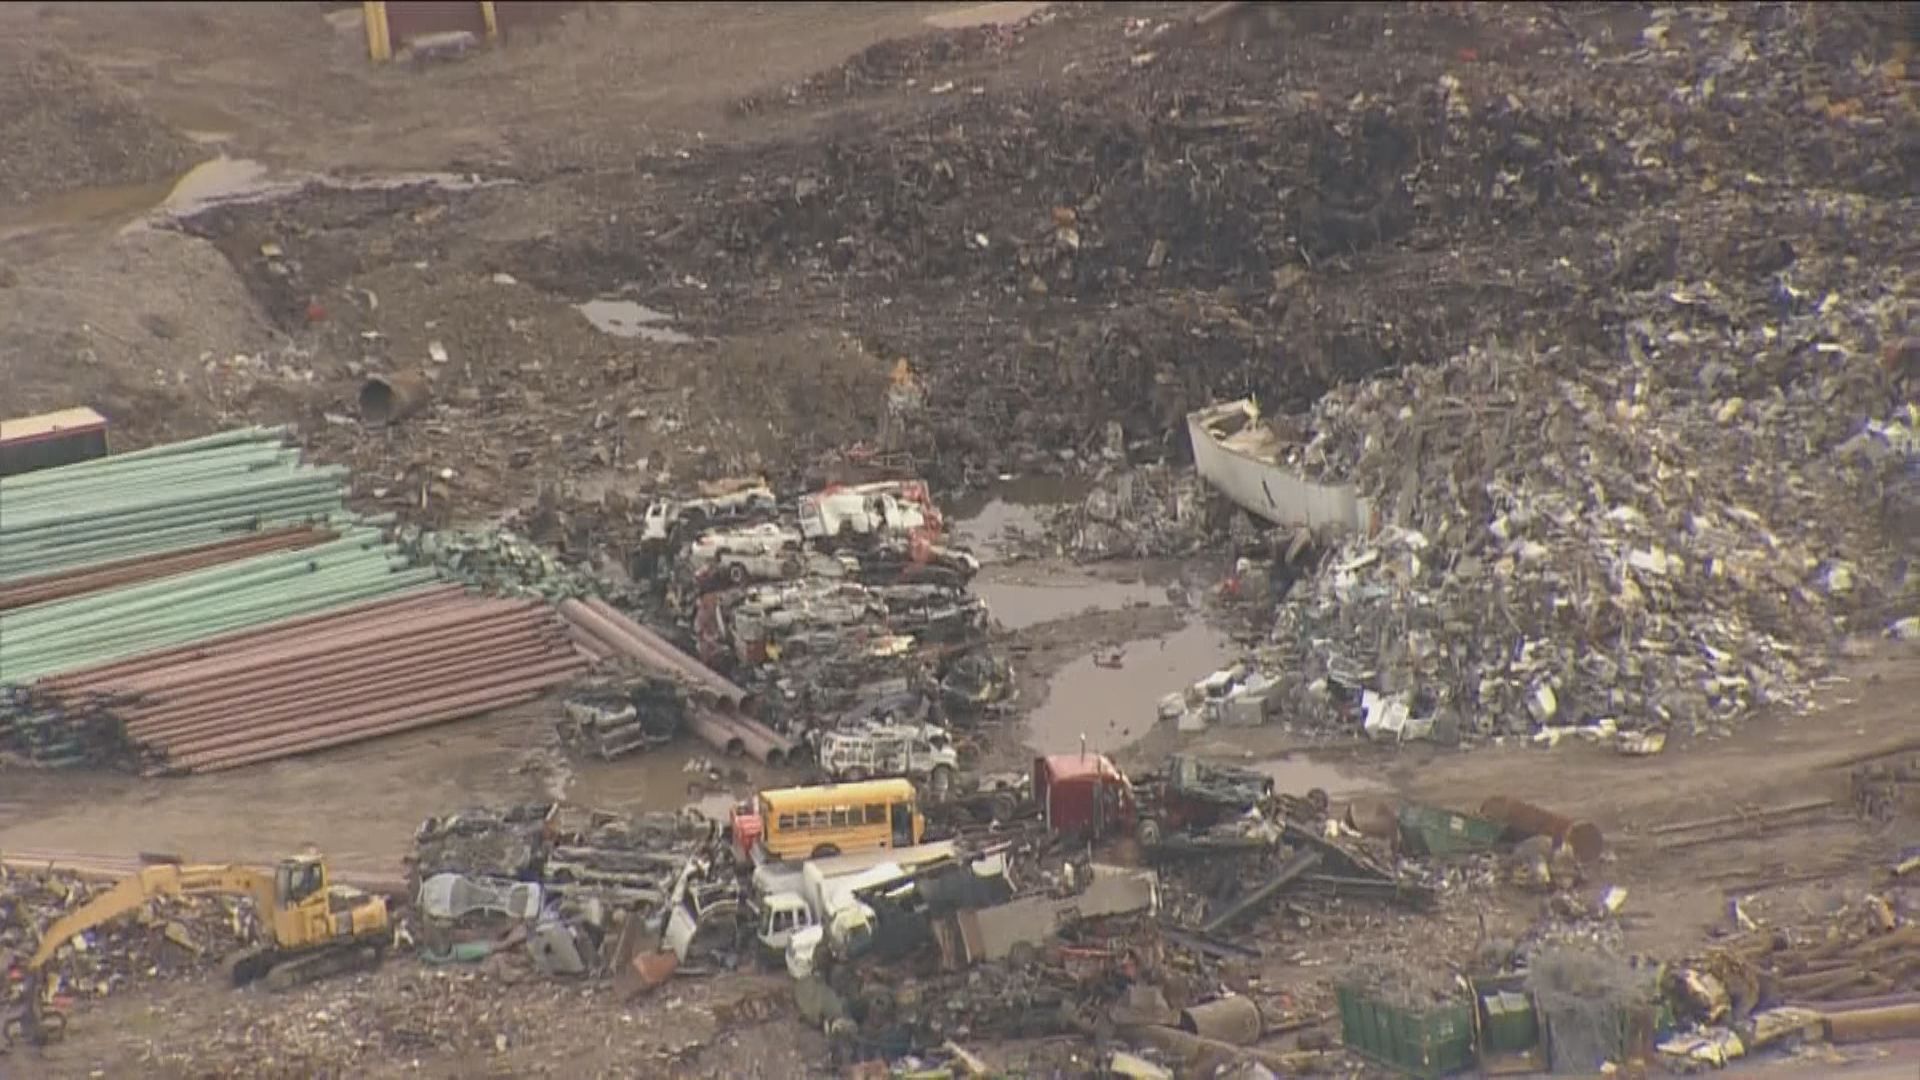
<box><xmin>1260</xmin><ymin>334</ymin><xmax>1915</xmax><ymax>743</ymax></box>
<box><xmin>0</xmin><ymin>864</ymin><xmax>251</xmax><ymax>1008</ymax></box>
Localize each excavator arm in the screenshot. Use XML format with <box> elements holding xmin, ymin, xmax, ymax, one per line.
<box><xmin>27</xmin><ymin>862</ymin><xmax>274</xmax><ymax>972</ymax></box>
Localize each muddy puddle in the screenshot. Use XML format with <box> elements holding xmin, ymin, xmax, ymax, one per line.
<box><xmin>925</xmin><ymin>2</ymin><xmax>1052</xmax><ymax>31</ymax></box>
<box><xmin>576</xmin><ymin>298</ymin><xmax>694</xmax><ymax>343</ymax></box>
<box><xmin>949</xmin><ymin>474</ymin><xmax>1084</xmax><ymax>561</ymax></box>
<box><xmin>1249</xmin><ymin>753</ymin><xmax>1388</xmax><ymax>798</ymax></box>
<box><xmin>565</xmin><ymin>745</ymin><xmax>779</xmax><ymax>822</ymax></box>
<box><xmin>975</xmin><ymin>568</ymin><xmax>1166</xmax><ymax>632</ymax></box>
<box><xmin>1025</xmin><ymin>620</ymin><xmax>1233</xmax><ymax>755</ymax></box>
<box><xmin>0</xmin><ymin>155</ymin><xmax>503</xmax><ymax>237</ymax></box>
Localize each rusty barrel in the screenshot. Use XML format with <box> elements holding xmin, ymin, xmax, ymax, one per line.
<box><xmin>1180</xmin><ymin>995</ymin><xmax>1263</xmax><ymax>1045</ymax></box>
<box><xmin>1480</xmin><ymin>796</ymin><xmax>1604</xmax><ymax>865</ymax></box>
<box><xmin>358</xmin><ymin>372</ymin><xmax>431</xmax><ymax>425</ymax></box>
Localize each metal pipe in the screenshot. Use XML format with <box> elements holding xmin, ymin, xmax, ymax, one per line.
<box><xmin>1479</xmin><ymin>796</ymin><xmax>1605</xmax><ymax>864</ymax></box>
<box><xmin>584</xmin><ymin>597</ymin><xmax>751</xmax><ymax>709</ymax></box>
<box><xmin>107</xmin><ymin>599</ymin><xmax>543</xmax><ymax>705</ymax></box>
<box><xmin>170</xmin><ymin>660</ymin><xmax>585</xmax><ymax>772</ymax></box>
<box><xmin>125</xmin><ymin>625</ymin><xmax>565</xmax><ymax>739</ymax></box>
<box><xmin>1823</xmin><ymin>1003</ymin><xmax>1920</xmax><ymax>1043</ymax></box>
<box><xmin>686</xmin><ymin>707</ymin><xmax>747</xmax><ymax>758</ymax></box>
<box><xmin>558</xmin><ymin>599</ymin><xmax>720</xmax><ymax>701</ymax></box>
<box><xmin>1180</xmin><ymin>997</ymin><xmax>1263</xmax><ymax>1045</ymax></box>
<box><xmin>152</xmin><ymin>638</ymin><xmax>571</xmax><ymax>753</ymax></box>
<box><xmin>38</xmin><ymin>586</ymin><xmax>463</xmax><ymax>688</ymax></box>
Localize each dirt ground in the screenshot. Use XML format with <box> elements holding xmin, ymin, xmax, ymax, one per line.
<box><xmin>2</xmin><ymin>1</ymin><xmax>1917</xmax><ymax>1076</ymax></box>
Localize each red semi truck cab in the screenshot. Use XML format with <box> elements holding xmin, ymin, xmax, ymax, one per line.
<box><xmin>1034</xmin><ymin>753</ymin><xmax>1137</xmax><ymax>840</ymax></box>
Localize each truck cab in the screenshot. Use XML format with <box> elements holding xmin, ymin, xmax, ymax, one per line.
<box><xmin>756</xmin><ymin>891</ymin><xmax>818</xmax><ymax>956</ymax></box>
<box><xmin>1034</xmin><ymin>753</ymin><xmax>1137</xmax><ymax>841</ymax></box>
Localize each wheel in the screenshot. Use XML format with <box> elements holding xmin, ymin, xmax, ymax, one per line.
<box><xmin>1135</xmin><ymin>818</ymin><xmax>1163</xmax><ymax>847</ymax></box>
<box><xmin>811</xmin><ymin>844</ymin><xmax>841</xmax><ymax>859</ymax></box>
<box><xmin>841</xmin><ymin>767</ymin><xmax>868</xmax><ymax>782</ymax></box>
<box><xmin>728</xmin><ymin>562</ymin><xmax>749</xmax><ymax>585</ymax></box>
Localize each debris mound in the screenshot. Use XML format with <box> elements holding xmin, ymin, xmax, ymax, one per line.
<box><xmin>0</xmin><ymin>45</ymin><xmax>198</xmax><ymax>206</ymax></box>
<box><xmin>0</xmin><ymin>866</ymin><xmax>251</xmax><ymax>1006</ymax></box>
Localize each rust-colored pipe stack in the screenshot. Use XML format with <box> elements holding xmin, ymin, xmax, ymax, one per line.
<box><xmin>0</xmin><ymin>526</ymin><xmax>334</xmax><ymax>611</ymax></box>
<box><xmin>557</xmin><ymin>598</ymin><xmax>794</xmax><ymax>766</ymax></box>
<box><xmin>34</xmin><ymin>586</ymin><xmax>587</xmax><ymax>774</ymax></box>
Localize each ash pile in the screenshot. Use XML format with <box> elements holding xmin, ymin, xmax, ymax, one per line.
<box><xmin>1</xmin><ymin>865</ymin><xmax>251</xmax><ymax>1006</ymax></box>
<box><xmin>407</xmin><ymin>803</ymin><xmax>739</xmax><ymax>978</ymax></box>
<box><xmin>635</xmin><ymin>476</ymin><xmax>1009</xmax><ymax>742</ymax></box>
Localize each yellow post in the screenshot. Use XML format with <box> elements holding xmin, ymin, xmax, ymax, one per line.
<box><xmin>362</xmin><ymin>1</ymin><xmax>392</xmax><ymax>63</ymax></box>
<box><xmin>480</xmin><ymin>1</ymin><xmax>499</xmax><ymax>39</ymax></box>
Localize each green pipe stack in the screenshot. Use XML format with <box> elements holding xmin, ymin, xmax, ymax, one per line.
<box><xmin>0</xmin><ymin>427</ymin><xmax>439</xmax><ymax>685</ymax></box>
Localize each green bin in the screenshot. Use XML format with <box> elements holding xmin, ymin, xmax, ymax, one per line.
<box><xmin>1397</xmin><ymin>804</ymin><xmax>1506</xmax><ymax>857</ymax></box>
<box><xmin>1337</xmin><ymin>984</ymin><xmax>1476</xmax><ymax>1078</ymax></box>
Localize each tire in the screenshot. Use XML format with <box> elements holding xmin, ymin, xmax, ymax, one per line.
<box><xmin>811</xmin><ymin>844</ymin><xmax>841</xmax><ymax>859</ymax></box>
<box><xmin>842</xmin><ymin>767</ymin><xmax>868</xmax><ymax>782</ymax></box>
<box><xmin>1135</xmin><ymin>818</ymin><xmax>1163</xmax><ymax>847</ymax></box>
<box><xmin>728</xmin><ymin>562</ymin><xmax>749</xmax><ymax>585</ymax></box>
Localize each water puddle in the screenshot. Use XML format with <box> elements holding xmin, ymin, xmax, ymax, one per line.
<box><xmin>1025</xmin><ymin>620</ymin><xmax>1233</xmax><ymax>755</ymax></box>
<box><xmin>1250</xmin><ymin>753</ymin><xmax>1388</xmax><ymax>798</ymax></box>
<box><xmin>0</xmin><ymin>155</ymin><xmax>505</xmax><ymax>238</ymax></box>
<box><xmin>566</xmin><ymin>745</ymin><xmax>775</xmax><ymax>822</ymax></box>
<box><xmin>162</xmin><ymin>156</ymin><xmax>276</xmax><ymax>216</ymax></box>
<box><xmin>925</xmin><ymin>2</ymin><xmax>1052</xmax><ymax>31</ymax></box>
<box><xmin>577</xmin><ymin>298</ymin><xmax>695</xmax><ymax>344</ymax></box>
<box><xmin>975</xmin><ymin>569</ymin><xmax>1165</xmax><ymax>632</ymax></box>
<box><xmin>949</xmin><ymin>474</ymin><xmax>1084</xmax><ymax>561</ymax></box>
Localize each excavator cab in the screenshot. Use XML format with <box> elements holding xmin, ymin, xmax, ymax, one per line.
<box><xmin>257</xmin><ymin>855</ymin><xmax>390</xmax><ymax>970</ymax></box>
<box><xmin>277</xmin><ymin>856</ymin><xmax>327</xmax><ymax>905</ymax></box>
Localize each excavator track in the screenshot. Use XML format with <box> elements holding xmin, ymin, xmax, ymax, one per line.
<box><xmin>263</xmin><ymin>942</ymin><xmax>386</xmax><ymax>992</ymax></box>
<box><xmin>227</xmin><ymin>939</ymin><xmax>388</xmax><ymax>991</ymax></box>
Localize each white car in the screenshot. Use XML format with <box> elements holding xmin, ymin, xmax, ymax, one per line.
<box><xmin>798</xmin><ymin>481</ymin><xmax>940</xmax><ymax>541</ymax></box>
<box><xmin>642</xmin><ymin>484</ymin><xmax>779</xmax><ymax>544</ymax></box>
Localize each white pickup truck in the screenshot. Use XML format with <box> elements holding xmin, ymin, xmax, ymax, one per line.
<box><xmin>642</xmin><ymin>481</ymin><xmax>778</xmax><ymax>544</ymax></box>
<box><xmin>797</xmin><ymin>480</ymin><xmax>941</xmax><ymax>542</ymax></box>
<box><xmin>816</xmin><ymin>722</ymin><xmax>960</xmax><ymax>800</ymax></box>
<box><xmin>750</xmin><ymin>842</ymin><xmax>957</xmax><ymax>959</ymax></box>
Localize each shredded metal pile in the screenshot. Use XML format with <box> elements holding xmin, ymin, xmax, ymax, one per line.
<box><xmin>0</xmin><ymin>867</ymin><xmax>251</xmax><ymax>1006</ymax></box>
<box><xmin>1264</xmin><ymin>290</ymin><xmax>1915</xmax><ymax>741</ymax></box>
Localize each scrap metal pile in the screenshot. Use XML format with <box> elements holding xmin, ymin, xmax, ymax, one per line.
<box><xmin>408</xmin><ymin>803</ymin><xmax>739</xmax><ymax>978</ymax></box>
<box><xmin>1256</xmin><ymin>329</ymin><xmax>1913</xmax><ymax>743</ymax></box>
<box><xmin>0</xmin><ymin>428</ymin><xmax>588</xmax><ymax>770</ymax></box>
<box><xmin>0</xmin><ymin>865</ymin><xmax>250</xmax><ymax>1008</ymax></box>
<box><xmin>636</xmin><ymin>478</ymin><xmax>1006</xmax><ymax>747</ymax></box>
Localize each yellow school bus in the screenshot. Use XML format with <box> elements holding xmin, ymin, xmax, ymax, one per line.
<box><xmin>733</xmin><ymin>778</ymin><xmax>924</xmax><ymax>862</ymax></box>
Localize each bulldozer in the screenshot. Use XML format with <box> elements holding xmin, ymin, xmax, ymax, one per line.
<box><xmin>4</xmin><ymin>854</ymin><xmax>391</xmax><ymax>1048</ymax></box>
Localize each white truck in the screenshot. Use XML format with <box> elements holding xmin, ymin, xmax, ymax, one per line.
<box><xmin>750</xmin><ymin>841</ymin><xmax>957</xmax><ymax>959</ymax></box>
<box><xmin>782</xmin><ymin>861</ymin><xmax>906</xmax><ymax>978</ymax></box>
<box><xmin>642</xmin><ymin>480</ymin><xmax>778</xmax><ymax>545</ymax></box>
<box><xmin>816</xmin><ymin>723</ymin><xmax>961</xmax><ymax>800</ymax></box>
<box><xmin>798</xmin><ymin>481</ymin><xmax>940</xmax><ymax>542</ymax></box>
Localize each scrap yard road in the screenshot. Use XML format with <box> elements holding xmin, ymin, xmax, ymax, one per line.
<box><xmin>2</xmin><ymin>1</ymin><xmax>1918</xmax><ymax>1078</ymax></box>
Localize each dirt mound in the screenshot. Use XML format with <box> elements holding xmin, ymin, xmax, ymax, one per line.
<box><xmin>0</xmin><ymin>226</ymin><xmax>282</xmax><ymax>448</ymax></box>
<box><xmin>516</xmin><ymin>3</ymin><xmax>1918</xmax><ymax>482</ymax></box>
<box><xmin>0</xmin><ymin>44</ymin><xmax>199</xmax><ymax>206</ymax></box>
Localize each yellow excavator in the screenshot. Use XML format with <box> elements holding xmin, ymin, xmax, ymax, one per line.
<box><xmin>5</xmin><ymin>854</ymin><xmax>391</xmax><ymax>1048</ymax></box>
